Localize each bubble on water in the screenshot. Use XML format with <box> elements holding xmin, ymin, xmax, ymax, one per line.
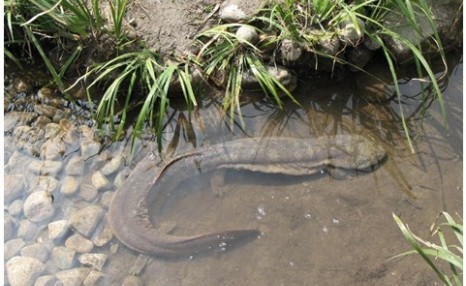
<box><xmin>289</xmin><ymin>261</ymin><xmax>295</xmax><ymax>266</ymax></box>
<box><xmin>304</xmin><ymin>213</ymin><xmax>312</xmax><ymax>219</ymax></box>
<box><xmin>257</xmin><ymin>205</ymin><xmax>266</xmax><ymax>216</ymax></box>
<box><xmin>322</xmin><ymin>226</ymin><xmax>328</xmax><ymax>233</ymax></box>
<box><xmin>332</xmin><ymin>218</ymin><xmax>340</xmax><ymax>224</ymax></box>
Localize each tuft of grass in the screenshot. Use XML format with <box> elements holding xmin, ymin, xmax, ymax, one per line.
<box><xmin>392</xmin><ymin>212</ymin><xmax>463</xmax><ymax>286</ymax></box>
<box><xmin>196</xmin><ymin>23</ymin><xmax>297</xmax><ymax>123</ymax></box>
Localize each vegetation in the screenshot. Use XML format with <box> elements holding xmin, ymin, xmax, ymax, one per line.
<box><xmin>393</xmin><ymin>212</ymin><xmax>463</xmax><ymax>286</ymax></box>
<box><xmin>4</xmin><ymin>0</ymin><xmax>456</xmax><ymax>151</ymax></box>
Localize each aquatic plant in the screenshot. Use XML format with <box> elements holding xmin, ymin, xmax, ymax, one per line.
<box><xmin>392</xmin><ymin>212</ymin><xmax>463</xmax><ymax>286</ymax></box>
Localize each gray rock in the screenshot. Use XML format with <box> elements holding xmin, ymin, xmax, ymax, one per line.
<box><xmin>48</xmin><ymin>220</ymin><xmax>70</xmax><ymax>241</ymax></box>
<box><xmin>23</xmin><ymin>191</ymin><xmax>55</xmax><ymax>223</ymax></box>
<box><xmin>346</xmin><ymin>46</ymin><xmax>372</xmax><ymax>71</ymax></box>
<box><xmin>91</xmin><ymin>171</ymin><xmax>112</xmax><ymax>191</ymax></box>
<box><xmin>5</xmin><ymin>215</ymin><xmax>16</xmax><ymax>241</ymax></box>
<box><xmin>65</xmin><ymin>156</ymin><xmax>84</xmax><ymax>176</ymax></box>
<box><xmin>5</xmin><ymin>238</ymin><xmax>25</xmax><ymax>260</ymax></box>
<box><xmin>363</xmin><ymin>36</ymin><xmax>382</xmax><ymax>51</ymax></box>
<box><xmin>6</xmin><ymin>256</ymin><xmax>45</xmax><ymax>286</ymax></box>
<box><xmin>18</xmin><ymin>220</ymin><xmax>39</xmax><ymax>241</ymax></box>
<box><xmin>78</xmin><ymin>184</ymin><xmax>98</xmax><ymax>202</ymax></box>
<box><xmin>80</xmin><ymin>141</ymin><xmax>101</xmax><ymax>160</ymax></box>
<box><xmin>65</xmin><ymin>234</ymin><xmax>94</xmax><ymax>253</ymax></box>
<box><xmin>69</xmin><ymin>205</ymin><xmax>103</xmax><ymax>237</ymax></box>
<box><xmin>5</xmin><ymin>174</ymin><xmax>27</xmax><ymax>203</ymax></box>
<box><xmin>91</xmin><ymin>221</ymin><xmax>113</xmax><ymax>247</ymax></box>
<box><xmin>219</xmin><ymin>4</ymin><xmax>247</xmax><ymax>23</ymax></box>
<box><xmin>101</xmin><ymin>154</ymin><xmax>126</xmax><ymax>176</ymax></box>
<box><xmin>55</xmin><ymin>268</ymin><xmax>90</xmax><ymax>286</ymax></box>
<box><xmin>236</xmin><ymin>25</ymin><xmax>259</xmax><ymax>44</ymax></box>
<box><xmin>122</xmin><ymin>276</ymin><xmax>144</xmax><ymax>286</ymax></box>
<box><xmin>339</xmin><ymin>18</ymin><xmax>365</xmax><ymax>46</ymax></box>
<box><xmin>99</xmin><ymin>191</ymin><xmax>114</xmax><ymax>209</ymax></box>
<box><xmin>280</xmin><ymin>39</ymin><xmax>302</xmax><ymax>62</ymax></box>
<box><xmin>114</xmin><ymin>168</ymin><xmax>131</xmax><ymax>189</ymax></box>
<box><xmin>29</xmin><ymin>160</ymin><xmax>63</xmax><ymax>176</ymax></box>
<box><xmin>32</xmin><ymin>176</ymin><xmax>60</xmax><ymax>193</ymax></box>
<box><xmin>34</xmin><ymin>275</ymin><xmax>59</xmax><ymax>286</ymax></box>
<box><xmin>60</xmin><ymin>176</ymin><xmax>80</xmax><ymax>197</ymax></box>
<box><xmin>317</xmin><ymin>35</ymin><xmax>341</xmax><ymax>56</ymax></box>
<box><xmin>51</xmin><ymin>246</ymin><xmax>76</xmax><ymax>270</ymax></box>
<box><xmin>20</xmin><ymin>243</ymin><xmax>50</xmax><ymax>263</ymax></box>
<box><xmin>40</xmin><ymin>137</ymin><xmax>66</xmax><ymax>160</ymax></box>
<box><xmin>78</xmin><ymin>253</ymin><xmax>107</xmax><ymax>271</ymax></box>
<box><xmin>8</xmin><ymin>199</ymin><xmax>24</xmax><ymax>217</ymax></box>
<box><xmin>83</xmin><ymin>270</ymin><xmax>108</xmax><ymax>285</ymax></box>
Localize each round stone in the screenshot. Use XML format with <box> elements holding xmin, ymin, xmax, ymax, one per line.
<box><xmin>78</xmin><ymin>253</ymin><xmax>107</xmax><ymax>271</ymax></box>
<box><xmin>236</xmin><ymin>25</ymin><xmax>259</xmax><ymax>44</ymax></box>
<box><xmin>5</xmin><ymin>174</ymin><xmax>26</xmax><ymax>203</ymax></box>
<box><xmin>92</xmin><ymin>222</ymin><xmax>113</xmax><ymax>247</ymax></box>
<box><xmin>8</xmin><ymin>199</ymin><xmax>24</xmax><ymax>217</ymax></box>
<box><xmin>69</xmin><ymin>205</ymin><xmax>103</xmax><ymax>237</ymax></box>
<box><xmin>280</xmin><ymin>39</ymin><xmax>302</xmax><ymax>62</ymax></box>
<box><xmin>5</xmin><ymin>238</ymin><xmax>25</xmax><ymax>260</ymax></box>
<box><xmin>219</xmin><ymin>4</ymin><xmax>247</xmax><ymax>23</ymax></box>
<box><xmin>34</xmin><ymin>275</ymin><xmax>58</xmax><ymax>286</ymax></box>
<box><xmin>81</xmin><ymin>141</ymin><xmax>101</xmax><ymax>160</ymax></box>
<box><xmin>83</xmin><ymin>270</ymin><xmax>108</xmax><ymax>285</ymax></box>
<box><xmin>17</xmin><ymin>219</ymin><xmax>39</xmax><ymax>241</ymax></box>
<box><xmin>23</xmin><ymin>191</ymin><xmax>55</xmax><ymax>223</ymax></box>
<box><xmin>6</xmin><ymin>256</ymin><xmax>45</xmax><ymax>286</ymax></box>
<box><xmin>60</xmin><ymin>176</ymin><xmax>80</xmax><ymax>197</ymax></box>
<box><xmin>55</xmin><ymin>268</ymin><xmax>90</xmax><ymax>286</ymax></box>
<box><xmin>40</xmin><ymin>137</ymin><xmax>66</xmax><ymax>160</ymax></box>
<box><xmin>114</xmin><ymin>168</ymin><xmax>131</xmax><ymax>189</ymax></box>
<box><xmin>79</xmin><ymin>184</ymin><xmax>98</xmax><ymax>202</ymax></box>
<box><xmin>48</xmin><ymin>220</ymin><xmax>70</xmax><ymax>241</ymax></box>
<box><xmin>65</xmin><ymin>156</ymin><xmax>85</xmax><ymax>176</ymax></box>
<box><xmin>20</xmin><ymin>243</ymin><xmax>50</xmax><ymax>263</ymax></box>
<box><xmin>32</xmin><ymin>176</ymin><xmax>59</xmax><ymax>194</ymax></box>
<box><xmin>29</xmin><ymin>160</ymin><xmax>63</xmax><ymax>176</ymax></box>
<box><xmin>51</xmin><ymin>246</ymin><xmax>77</xmax><ymax>270</ymax></box>
<box><xmin>65</xmin><ymin>233</ymin><xmax>94</xmax><ymax>253</ymax></box>
<box><xmin>91</xmin><ymin>171</ymin><xmax>112</xmax><ymax>191</ymax></box>
<box><xmin>99</xmin><ymin>191</ymin><xmax>114</xmax><ymax>209</ymax></box>
<box><xmin>101</xmin><ymin>154</ymin><xmax>125</xmax><ymax>176</ymax></box>
<box><xmin>5</xmin><ymin>215</ymin><xmax>16</xmax><ymax>241</ymax></box>
<box><xmin>339</xmin><ymin>18</ymin><xmax>365</xmax><ymax>46</ymax></box>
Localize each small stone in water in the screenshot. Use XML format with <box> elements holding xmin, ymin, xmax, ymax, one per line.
<box><xmin>78</xmin><ymin>253</ymin><xmax>107</xmax><ymax>271</ymax></box>
<box><xmin>8</xmin><ymin>199</ymin><xmax>24</xmax><ymax>217</ymax></box>
<box><xmin>79</xmin><ymin>184</ymin><xmax>99</xmax><ymax>202</ymax></box>
<box><xmin>51</xmin><ymin>246</ymin><xmax>77</xmax><ymax>270</ymax></box>
<box><xmin>122</xmin><ymin>275</ymin><xmax>145</xmax><ymax>286</ymax></box>
<box><xmin>69</xmin><ymin>205</ymin><xmax>104</xmax><ymax>237</ymax></box>
<box><xmin>17</xmin><ymin>219</ymin><xmax>39</xmax><ymax>241</ymax></box>
<box><xmin>5</xmin><ymin>174</ymin><xmax>26</xmax><ymax>203</ymax></box>
<box><xmin>5</xmin><ymin>216</ymin><xmax>16</xmax><ymax>241</ymax></box>
<box><xmin>66</xmin><ymin>233</ymin><xmax>94</xmax><ymax>253</ymax></box>
<box><xmin>91</xmin><ymin>171</ymin><xmax>112</xmax><ymax>191</ymax></box>
<box><xmin>5</xmin><ymin>238</ymin><xmax>25</xmax><ymax>260</ymax></box>
<box><xmin>101</xmin><ymin>154</ymin><xmax>125</xmax><ymax>176</ymax></box>
<box><xmin>65</xmin><ymin>156</ymin><xmax>85</xmax><ymax>176</ymax></box>
<box><xmin>32</xmin><ymin>176</ymin><xmax>60</xmax><ymax>194</ymax></box>
<box><xmin>34</xmin><ymin>275</ymin><xmax>59</xmax><ymax>286</ymax></box>
<box><xmin>23</xmin><ymin>191</ymin><xmax>55</xmax><ymax>223</ymax></box>
<box><xmin>55</xmin><ymin>267</ymin><xmax>91</xmax><ymax>286</ymax></box>
<box><xmin>29</xmin><ymin>160</ymin><xmax>63</xmax><ymax>176</ymax></box>
<box><xmin>48</xmin><ymin>220</ymin><xmax>70</xmax><ymax>241</ymax></box>
<box><xmin>81</xmin><ymin>141</ymin><xmax>101</xmax><ymax>160</ymax></box>
<box><xmin>83</xmin><ymin>270</ymin><xmax>108</xmax><ymax>285</ymax></box>
<box><xmin>60</xmin><ymin>176</ymin><xmax>80</xmax><ymax>197</ymax></box>
<box><xmin>6</xmin><ymin>256</ymin><xmax>45</xmax><ymax>286</ymax></box>
<box><xmin>20</xmin><ymin>243</ymin><xmax>50</xmax><ymax>263</ymax></box>
<box><xmin>219</xmin><ymin>4</ymin><xmax>247</xmax><ymax>23</ymax></box>
<box><xmin>92</xmin><ymin>221</ymin><xmax>114</xmax><ymax>247</ymax></box>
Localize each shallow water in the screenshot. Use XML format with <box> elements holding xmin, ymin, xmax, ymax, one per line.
<box><xmin>4</xmin><ymin>53</ymin><xmax>462</xmax><ymax>285</ymax></box>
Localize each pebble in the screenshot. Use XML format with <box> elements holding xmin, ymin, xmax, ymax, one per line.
<box><xmin>29</xmin><ymin>160</ymin><xmax>63</xmax><ymax>176</ymax></box>
<box><xmin>6</xmin><ymin>256</ymin><xmax>45</xmax><ymax>286</ymax></box>
<box><xmin>48</xmin><ymin>220</ymin><xmax>70</xmax><ymax>241</ymax></box>
<box><xmin>236</xmin><ymin>25</ymin><xmax>259</xmax><ymax>44</ymax></box>
<box><xmin>20</xmin><ymin>243</ymin><xmax>50</xmax><ymax>263</ymax></box>
<box><xmin>69</xmin><ymin>205</ymin><xmax>103</xmax><ymax>237</ymax></box>
<box><xmin>60</xmin><ymin>176</ymin><xmax>80</xmax><ymax>197</ymax></box>
<box><xmin>5</xmin><ymin>215</ymin><xmax>16</xmax><ymax>241</ymax></box>
<box><xmin>83</xmin><ymin>270</ymin><xmax>108</xmax><ymax>285</ymax></box>
<box><xmin>34</xmin><ymin>104</ymin><xmax>58</xmax><ymax>118</ymax></box>
<box><xmin>55</xmin><ymin>267</ymin><xmax>90</xmax><ymax>286</ymax></box>
<box><xmin>65</xmin><ymin>233</ymin><xmax>94</xmax><ymax>253</ymax></box>
<box><xmin>122</xmin><ymin>275</ymin><xmax>145</xmax><ymax>286</ymax></box>
<box><xmin>79</xmin><ymin>184</ymin><xmax>99</xmax><ymax>202</ymax></box>
<box><xmin>219</xmin><ymin>4</ymin><xmax>247</xmax><ymax>23</ymax></box>
<box><xmin>34</xmin><ymin>275</ymin><xmax>58</xmax><ymax>286</ymax></box>
<box><xmin>346</xmin><ymin>46</ymin><xmax>372</xmax><ymax>71</ymax></box>
<box><xmin>81</xmin><ymin>141</ymin><xmax>101</xmax><ymax>160</ymax></box>
<box><xmin>5</xmin><ymin>238</ymin><xmax>25</xmax><ymax>260</ymax></box>
<box><xmin>51</xmin><ymin>246</ymin><xmax>76</xmax><ymax>270</ymax></box>
<box><xmin>33</xmin><ymin>115</ymin><xmax>52</xmax><ymax>127</ymax></box>
<box><xmin>65</xmin><ymin>156</ymin><xmax>84</xmax><ymax>176</ymax></box>
<box><xmin>8</xmin><ymin>199</ymin><xmax>24</xmax><ymax>217</ymax></box>
<box><xmin>317</xmin><ymin>35</ymin><xmax>341</xmax><ymax>56</ymax></box>
<box><xmin>339</xmin><ymin>18</ymin><xmax>365</xmax><ymax>46</ymax></box>
<box><xmin>44</xmin><ymin>123</ymin><xmax>61</xmax><ymax>139</ymax></box>
<box><xmin>280</xmin><ymin>39</ymin><xmax>302</xmax><ymax>62</ymax></box>
<box><xmin>114</xmin><ymin>168</ymin><xmax>131</xmax><ymax>188</ymax></box>
<box><xmin>101</xmin><ymin>154</ymin><xmax>125</xmax><ymax>176</ymax></box>
<box><xmin>5</xmin><ymin>174</ymin><xmax>26</xmax><ymax>203</ymax></box>
<box><xmin>78</xmin><ymin>253</ymin><xmax>107</xmax><ymax>271</ymax></box>
<box><xmin>32</xmin><ymin>176</ymin><xmax>60</xmax><ymax>193</ymax></box>
<box><xmin>100</xmin><ymin>191</ymin><xmax>114</xmax><ymax>209</ymax></box>
<box><xmin>91</xmin><ymin>171</ymin><xmax>112</xmax><ymax>191</ymax></box>
<box><xmin>23</xmin><ymin>191</ymin><xmax>55</xmax><ymax>223</ymax></box>
<box><xmin>92</xmin><ymin>221</ymin><xmax>113</xmax><ymax>247</ymax></box>
<box><xmin>40</xmin><ymin>137</ymin><xmax>66</xmax><ymax>160</ymax></box>
<box><xmin>17</xmin><ymin>219</ymin><xmax>38</xmax><ymax>241</ymax></box>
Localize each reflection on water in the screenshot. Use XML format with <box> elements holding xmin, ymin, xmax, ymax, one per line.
<box><xmin>4</xmin><ymin>51</ymin><xmax>462</xmax><ymax>285</ymax></box>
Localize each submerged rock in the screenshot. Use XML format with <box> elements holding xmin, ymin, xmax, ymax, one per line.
<box><xmin>48</xmin><ymin>220</ymin><xmax>70</xmax><ymax>241</ymax></box>
<box><xmin>23</xmin><ymin>191</ymin><xmax>55</xmax><ymax>223</ymax></box>
<box><xmin>29</xmin><ymin>160</ymin><xmax>63</xmax><ymax>176</ymax></box>
<box><xmin>69</xmin><ymin>205</ymin><xmax>104</xmax><ymax>237</ymax></box>
<box><xmin>5</xmin><ymin>174</ymin><xmax>27</xmax><ymax>203</ymax></box>
<box><xmin>78</xmin><ymin>253</ymin><xmax>107</xmax><ymax>271</ymax></box>
<box><xmin>52</xmin><ymin>246</ymin><xmax>77</xmax><ymax>270</ymax></box>
<box><xmin>20</xmin><ymin>243</ymin><xmax>50</xmax><ymax>263</ymax></box>
<box><xmin>65</xmin><ymin>233</ymin><xmax>94</xmax><ymax>253</ymax></box>
<box><xmin>55</xmin><ymin>267</ymin><xmax>91</xmax><ymax>286</ymax></box>
<box><xmin>6</xmin><ymin>256</ymin><xmax>45</xmax><ymax>286</ymax></box>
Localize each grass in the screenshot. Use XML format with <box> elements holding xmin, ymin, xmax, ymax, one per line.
<box><xmin>392</xmin><ymin>212</ymin><xmax>463</xmax><ymax>285</ymax></box>
<box><xmin>5</xmin><ymin>0</ymin><xmax>454</xmax><ymax>153</ymax></box>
